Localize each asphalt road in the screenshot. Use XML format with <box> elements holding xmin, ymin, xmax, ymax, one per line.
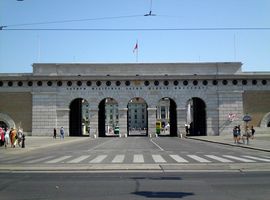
<box><xmin>1</xmin><ymin>137</ymin><xmax>270</xmax><ymax>171</ymax></box>
<box><xmin>0</xmin><ymin>172</ymin><xmax>269</xmax><ymax>200</ymax></box>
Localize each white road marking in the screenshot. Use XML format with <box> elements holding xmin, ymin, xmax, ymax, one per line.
<box><xmin>187</xmin><ymin>155</ymin><xmax>211</xmax><ymax>163</ymax></box>
<box><xmin>133</xmin><ymin>154</ymin><xmax>144</xmax><ymax>163</ymax></box>
<box><xmin>45</xmin><ymin>156</ymin><xmax>72</xmax><ymax>164</ymax></box>
<box><xmin>89</xmin><ymin>155</ymin><xmax>107</xmax><ymax>163</ymax></box>
<box><xmin>169</xmin><ymin>155</ymin><xmax>189</xmax><ymax>163</ymax></box>
<box><xmin>25</xmin><ymin>156</ymin><xmax>55</xmax><ymax>164</ymax></box>
<box><xmin>205</xmin><ymin>155</ymin><xmax>234</xmax><ymax>163</ymax></box>
<box><xmin>152</xmin><ymin>155</ymin><xmax>166</xmax><ymax>163</ymax></box>
<box><xmin>150</xmin><ymin>139</ymin><xmax>164</xmax><ymax>151</ymax></box>
<box><xmin>243</xmin><ymin>155</ymin><xmax>270</xmax><ymax>162</ymax></box>
<box><xmin>112</xmin><ymin>155</ymin><xmax>125</xmax><ymax>163</ymax></box>
<box><xmin>223</xmin><ymin>155</ymin><xmax>256</xmax><ymax>162</ymax></box>
<box><xmin>67</xmin><ymin>155</ymin><xmax>90</xmax><ymax>163</ymax></box>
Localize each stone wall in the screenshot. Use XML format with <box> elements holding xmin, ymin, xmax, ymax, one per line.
<box><xmin>0</xmin><ymin>92</ymin><xmax>32</xmax><ymax>134</ymax></box>
<box><xmin>243</xmin><ymin>91</ymin><xmax>270</xmax><ymax>126</ymax></box>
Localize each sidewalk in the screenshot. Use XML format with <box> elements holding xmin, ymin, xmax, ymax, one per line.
<box><xmin>187</xmin><ymin>133</ymin><xmax>270</xmax><ymax>152</ymax></box>
<box><xmin>0</xmin><ymin>136</ymin><xmax>88</xmax><ymax>154</ymax></box>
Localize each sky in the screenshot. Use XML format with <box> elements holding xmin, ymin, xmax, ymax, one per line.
<box><xmin>0</xmin><ymin>0</ymin><xmax>270</xmax><ymax>73</ymax></box>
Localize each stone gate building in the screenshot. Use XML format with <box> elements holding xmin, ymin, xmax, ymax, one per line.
<box><xmin>0</xmin><ymin>62</ymin><xmax>270</xmax><ymax>137</ymax></box>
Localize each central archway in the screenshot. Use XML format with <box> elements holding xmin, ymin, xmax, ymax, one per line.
<box><xmin>186</xmin><ymin>97</ymin><xmax>206</xmax><ymax>136</ymax></box>
<box><xmin>127</xmin><ymin>97</ymin><xmax>148</xmax><ymax>136</ymax></box>
<box><xmin>156</xmin><ymin>98</ymin><xmax>177</xmax><ymax>136</ymax></box>
<box><xmin>69</xmin><ymin>98</ymin><xmax>90</xmax><ymax>136</ymax></box>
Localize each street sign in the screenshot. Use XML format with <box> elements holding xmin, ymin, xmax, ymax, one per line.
<box><xmin>243</xmin><ymin>115</ymin><xmax>252</xmax><ymax>122</ymax></box>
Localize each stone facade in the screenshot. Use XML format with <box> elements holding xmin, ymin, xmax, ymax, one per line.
<box><xmin>0</xmin><ymin>62</ymin><xmax>269</xmax><ymax>137</ymax></box>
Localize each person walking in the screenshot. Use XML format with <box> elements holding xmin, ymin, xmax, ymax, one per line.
<box><xmin>251</xmin><ymin>126</ymin><xmax>255</xmax><ymax>139</ymax></box>
<box><xmin>4</xmin><ymin>128</ymin><xmax>9</xmax><ymax>148</ymax></box>
<box><xmin>53</xmin><ymin>128</ymin><xmax>57</xmax><ymax>139</ymax></box>
<box><xmin>17</xmin><ymin>128</ymin><xmax>23</xmax><ymax>147</ymax></box>
<box><xmin>0</xmin><ymin>127</ymin><xmax>5</xmax><ymax>147</ymax></box>
<box><xmin>60</xmin><ymin>127</ymin><xmax>64</xmax><ymax>139</ymax></box>
<box><xmin>232</xmin><ymin>126</ymin><xmax>238</xmax><ymax>144</ymax></box>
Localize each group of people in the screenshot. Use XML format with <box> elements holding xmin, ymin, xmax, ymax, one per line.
<box><xmin>0</xmin><ymin>127</ymin><xmax>25</xmax><ymax>148</ymax></box>
<box><xmin>53</xmin><ymin>127</ymin><xmax>65</xmax><ymax>139</ymax></box>
<box><xmin>233</xmin><ymin>125</ymin><xmax>255</xmax><ymax>144</ymax></box>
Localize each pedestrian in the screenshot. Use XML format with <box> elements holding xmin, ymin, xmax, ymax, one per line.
<box><xmin>17</xmin><ymin>128</ymin><xmax>23</xmax><ymax>147</ymax></box>
<box><xmin>21</xmin><ymin>133</ymin><xmax>25</xmax><ymax>148</ymax></box>
<box><xmin>251</xmin><ymin>126</ymin><xmax>255</xmax><ymax>139</ymax></box>
<box><xmin>53</xmin><ymin>128</ymin><xmax>57</xmax><ymax>139</ymax></box>
<box><xmin>60</xmin><ymin>127</ymin><xmax>64</xmax><ymax>139</ymax></box>
<box><xmin>0</xmin><ymin>127</ymin><xmax>5</xmax><ymax>147</ymax></box>
<box><xmin>10</xmin><ymin>128</ymin><xmax>17</xmax><ymax>148</ymax></box>
<box><xmin>4</xmin><ymin>128</ymin><xmax>9</xmax><ymax>148</ymax></box>
<box><xmin>236</xmin><ymin>125</ymin><xmax>241</xmax><ymax>144</ymax></box>
<box><xmin>232</xmin><ymin>126</ymin><xmax>238</xmax><ymax>144</ymax></box>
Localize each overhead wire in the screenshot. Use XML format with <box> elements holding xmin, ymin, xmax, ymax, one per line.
<box><xmin>2</xmin><ymin>27</ymin><xmax>270</xmax><ymax>31</ymax></box>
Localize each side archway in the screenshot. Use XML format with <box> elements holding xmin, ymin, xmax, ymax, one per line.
<box><xmin>0</xmin><ymin>113</ymin><xmax>16</xmax><ymax>129</ymax></box>
<box><xmin>186</xmin><ymin>97</ymin><xmax>206</xmax><ymax>136</ymax></box>
<box><xmin>260</xmin><ymin>112</ymin><xmax>270</xmax><ymax>127</ymax></box>
<box><xmin>69</xmin><ymin>98</ymin><xmax>90</xmax><ymax>136</ymax></box>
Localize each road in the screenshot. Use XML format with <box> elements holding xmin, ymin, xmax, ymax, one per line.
<box><xmin>0</xmin><ymin>137</ymin><xmax>270</xmax><ymax>171</ymax></box>
<box><xmin>0</xmin><ymin>172</ymin><xmax>270</xmax><ymax>200</ymax></box>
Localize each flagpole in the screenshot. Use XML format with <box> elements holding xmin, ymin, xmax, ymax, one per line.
<box><xmin>136</xmin><ymin>41</ymin><xmax>138</xmax><ymax>63</ymax></box>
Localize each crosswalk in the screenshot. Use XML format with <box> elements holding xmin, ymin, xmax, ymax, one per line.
<box><xmin>4</xmin><ymin>153</ymin><xmax>267</xmax><ymax>165</ymax></box>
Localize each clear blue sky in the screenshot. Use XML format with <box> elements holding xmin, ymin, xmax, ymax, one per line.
<box><xmin>0</xmin><ymin>0</ymin><xmax>269</xmax><ymax>73</ymax></box>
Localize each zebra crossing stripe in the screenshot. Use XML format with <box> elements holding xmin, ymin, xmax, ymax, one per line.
<box><xmin>243</xmin><ymin>155</ymin><xmax>270</xmax><ymax>162</ymax></box>
<box><xmin>169</xmin><ymin>155</ymin><xmax>189</xmax><ymax>163</ymax></box>
<box><xmin>45</xmin><ymin>156</ymin><xmax>72</xmax><ymax>164</ymax></box>
<box><xmin>223</xmin><ymin>155</ymin><xmax>256</xmax><ymax>162</ymax></box>
<box><xmin>133</xmin><ymin>154</ymin><xmax>144</xmax><ymax>163</ymax></box>
<box><xmin>89</xmin><ymin>155</ymin><xmax>107</xmax><ymax>163</ymax></box>
<box><xmin>67</xmin><ymin>155</ymin><xmax>90</xmax><ymax>163</ymax></box>
<box><xmin>152</xmin><ymin>155</ymin><xmax>166</xmax><ymax>163</ymax></box>
<box><xmin>187</xmin><ymin>155</ymin><xmax>211</xmax><ymax>163</ymax></box>
<box><xmin>25</xmin><ymin>156</ymin><xmax>55</xmax><ymax>164</ymax></box>
<box><xmin>205</xmin><ymin>155</ymin><xmax>234</xmax><ymax>163</ymax></box>
<box><xmin>112</xmin><ymin>155</ymin><xmax>125</xmax><ymax>163</ymax></box>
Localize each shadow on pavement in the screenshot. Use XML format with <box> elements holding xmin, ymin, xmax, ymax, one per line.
<box><xmin>133</xmin><ymin>191</ymin><xmax>194</xmax><ymax>198</ymax></box>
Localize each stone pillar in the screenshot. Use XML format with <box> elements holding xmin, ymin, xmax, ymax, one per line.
<box><xmin>118</xmin><ymin>108</ymin><xmax>128</xmax><ymax>137</ymax></box>
<box><xmin>207</xmin><ymin>108</ymin><xmax>219</xmax><ymax>136</ymax></box>
<box><xmin>56</xmin><ymin>108</ymin><xmax>69</xmax><ymax>136</ymax></box>
<box><xmin>147</xmin><ymin>107</ymin><xmax>157</xmax><ymax>137</ymax></box>
<box><xmin>177</xmin><ymin>107</ymin><xmax>186</xmax><ymax>137</ymax></box>
<box><xmin>89</xmin><ymin>108</ymin><xmax>99</xmax><ymax>138</ymax></box>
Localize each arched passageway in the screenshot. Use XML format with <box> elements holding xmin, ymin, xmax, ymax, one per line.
<box><xmin>186</xmin><ymin>97</ymin><xmax>206</xmax><ymax>136</ymax></box>
<box><xmin>156</xmin><ymin>98</ymin><xmax>177</xmax><ymax>136</ymax></box>
<box><xmin>98</xmin><ymin>98</ymin><xmax>119</xmax><ymax>137</ymax></box>
<box><xmin>127</xmin><ymin>97</ymin><xmax>148</xmax><ymax>136</ymax></box>
<box><xmin>69</xmin><ymin>98</ymin><xmax>90</xmax><ymax>136</ymax></box>
<box><xmin>0</xmin><ymin>121</ymin><xmax>8</xmax><ymax>130</ymax></box>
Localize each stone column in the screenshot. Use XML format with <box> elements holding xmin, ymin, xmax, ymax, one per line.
<box><xmin>207</xmin><ymin>108</ymin><xmax>219</xmax><ymax>136</ymax></box>
<box><xmin>147</xmin><ymin>107</ymin><xmax>157</xmax><ymax>137</ymax></box>
<box><xmin>89</xmin><ymin>108</ymin><xmax>99</xmax><ymax>138</ymax></box>
<box><xmin>56</xmin><ymin>108</ymin><xmax>69</xmax><ymax>136</ymax></box>
<box><xmin>118</xmin><ymin>108</ymin><xmax>128</xmax><ymax>137</ymax></box>
<box><xmin>177</xmin><ymin>107</ymin><xmax>186</xmax><ymax>137</ymax></box>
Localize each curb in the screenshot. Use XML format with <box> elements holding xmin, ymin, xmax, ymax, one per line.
<box><xmin>186</xmin><ymin>136</ymin><xmax>270</xmax><ymax>152</ymax></box>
